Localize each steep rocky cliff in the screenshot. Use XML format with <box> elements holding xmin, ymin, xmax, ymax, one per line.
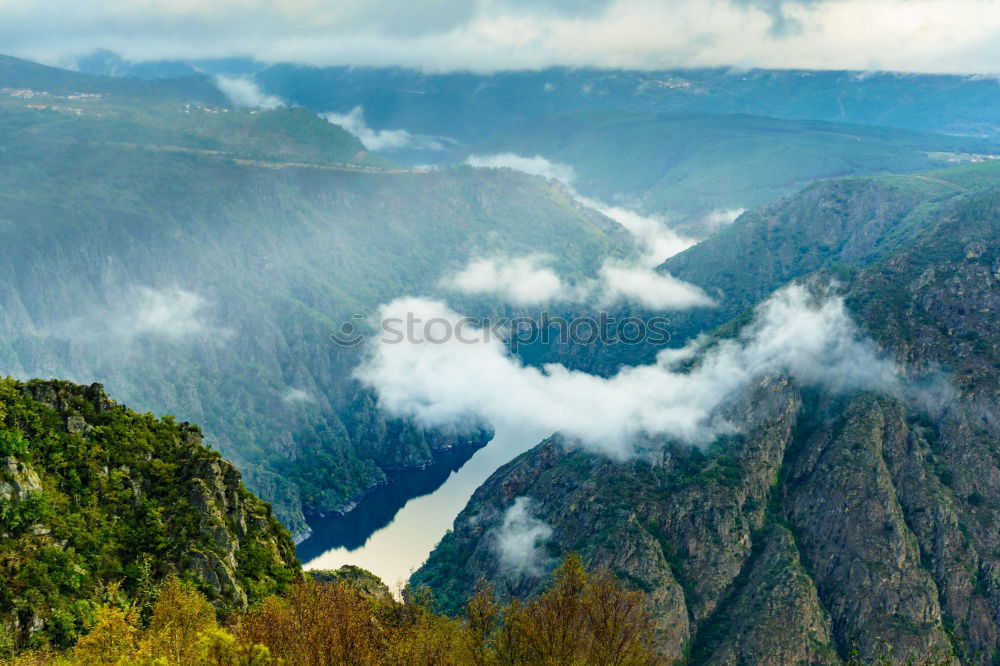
<box><xmin>414</xmin><ymin>173</ymin><xmax>999</xmax><ymax>663</ymax></box>
<box><xmin>0</xmin><ymin>379</ymin><xmax>300</xmax><ymax>651</ymax></box>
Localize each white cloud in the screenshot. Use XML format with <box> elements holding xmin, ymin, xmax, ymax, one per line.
<box><xmin>356</xmin><ymin>284</ymin><xmax>900</xmax><ymax>459</ymax></box>
<box><xmin>48</xmin><ymin>286</ymin><xmax>226</xmax><ymax>345</ymax></box>
<box><xmin>128</xmin><ymin>287</ymin><xmax>211</xmax><ymax>339</ymax></box>
<box><xmin>441</xmin><ymin>255</ymin><xmax>566</xmax><ymax>306</ymax></box>
<box><xmin>214</xmin><ymin>75</ymin><xmax>284</xmax><ymax>108</ymax></box>
<box><xmin>701</xmin><ymin>208</ymin><xmax>746</xmax><ymax>233</ymax></box>
<box><xmin>322</xmin><ymin>106</ymin><xmax>451</xmax><ymax>152</ymax></box>
<box><xmin>578</xmin><ymin>197</ymin><xmax>699</xmax><ymax>266</ymax></box>
<box><xmin>440</xmin><ymin>254</ymin><xmax>709</xmax><ymax>311</ymax></box>
<box><xmin>462</xmin><ymin>154</ymin><xmax>706</xmax><ymax>310</ymax></box>
<box><xmin>282</xmin><ymin>388</ymin><xmax>314</xmax><ymax>404</ymax></box>
<box><xmin>598</xmin><ymin>263</ymin><xmax>715</xmax><ymax>310</ymax></box>
<box><xmin>465</xmin><ymin>153</ymin><xmax>698</xmax><ymax>266</ymax></box>
<box><xmin>5</xmin><ymin>1</ymin><xmax>1000</xmax><ymax>75</ymax></box>
<box><xmin>465</xmin><ymin>153</ymin><xmax>577</xmax><ymax>186</ymax></box>
<box><xmin>493</xmin><ymin>496</ymin><xmax>553</xmax><ymax>578</ymax></box>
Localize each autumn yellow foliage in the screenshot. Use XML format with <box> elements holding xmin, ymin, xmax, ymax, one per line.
<box><xmin>4</xmin><ymin>557</ymin><xmax>659</xmax><ymax>666</ymax></box>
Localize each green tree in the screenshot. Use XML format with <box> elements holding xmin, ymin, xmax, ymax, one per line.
<box><xmin>462</xmin><ymin>580</ymin><xmax>501</xmax><ymax>666</ymax></box>
<box><xmin>72</xmin><ymin>606</ymin><xmax>139</xmax><ymax>665</ymax></box>
<box><xmin>516</xmin><ymin>554</ymin><xmax>590</xmax><ymax>665</ymax></box>
<box><xmin>195</xmin><ymin>629</ymin><xmax>272</xmax><ymax>666</ymax></box>
<box><xmin>140</xmin><ymin>577</ymin><xmax>218</xmax><ymax>664</ymax></box>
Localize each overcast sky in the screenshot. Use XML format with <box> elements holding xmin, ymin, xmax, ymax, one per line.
<box><xmin>2</xmin><ymin>0</ymin><xmax>999</xmax><ymax>74</ymax></box>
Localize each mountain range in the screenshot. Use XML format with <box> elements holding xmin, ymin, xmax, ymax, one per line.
<box><xmin>1</xmin><ymin>50</ymin><xmax>999</xmax><ymax>663</ymax></box>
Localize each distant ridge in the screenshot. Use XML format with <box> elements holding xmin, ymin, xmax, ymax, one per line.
<box><xmin>0</xmin><ymin>53</ymin><xmax>227</xmax><ymax>105</ymax></box>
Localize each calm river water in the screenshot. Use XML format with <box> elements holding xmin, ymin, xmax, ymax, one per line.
<box><xmin>298</xmin><ymin>426</ymin><xmax>549</xmax><ymax>590</ymax></box>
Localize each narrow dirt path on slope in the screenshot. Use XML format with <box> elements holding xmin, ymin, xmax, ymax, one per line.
<box><xmin>914</xmin><ymin>174</ymin><xmax>967</xmax><ymax>192</ymax></box>
<box><xmin>114</xmin><ymin>142</ymin><xmax>431</xmax><ymax>174</ymax></box>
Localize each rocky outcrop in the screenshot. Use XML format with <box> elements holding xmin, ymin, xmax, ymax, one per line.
<box><xmin>0</xmin><ymin>379</ymin><xmax>301</xmax><ymax>649</ymax></box>
<box><xmin>187</xmin><ymin>548</ymin><xmax>248</xmax><ymax>609</ymax></box>
<box><xmin>310</xmin><ymin>565</ymin><xmax>394</xmax><ymax>602</ymax></box>
<box><xmin>416</xmin><ymin>385</ymin><xmax>983</xmax><ymax>663</ymax></box>
<box><xmin>0</xmin><ymin>457</ymin><xmax>40</xmax><ymax>502</ymax></box>
<box><xmin>414</xmin><ymin>376</ymin><xmax>806</xmax><ymax>663</ymax></box>
<box><xmin>697</xmin><ymin>525</ymin><xmax>838</xmax><ymax>665</ymax></box>
<box><xmin>784</xmin><ymin>396</ymin><xmax>954</xmax><ymax>662</ymax></box>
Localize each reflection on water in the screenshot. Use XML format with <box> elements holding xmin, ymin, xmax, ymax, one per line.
<box><xmin>296</xmin><ymin>445</ymin><xmax>481</xmax><ymax>562</ymax></box>
<box><xmin>300</xmin><ymin>426</ymin><xmax>548</xmax><ymax>590</ymax></box>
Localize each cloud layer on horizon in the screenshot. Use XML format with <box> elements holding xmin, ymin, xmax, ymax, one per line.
<box><xmin>5</xmin><ymin>1</ymin><xmax>1000</xmax><ymax>75</ymax></box>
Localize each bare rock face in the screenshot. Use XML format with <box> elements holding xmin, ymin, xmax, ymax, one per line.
<box><xmin>187</xmin><ymin>548</ymin><xmax>249</xmax><ymax>610</ymax></box>
<box><xmin>699</xmin><ymin>525</ymin><xmax>838</xmax><ymax>666</ymax></box>
<box><xmin>416</xmin><ymin>383</ymin><xmax>983</xmax><ymax>663</ymax></box>
<box><xmin>0</xmin><ymin>457</ymin><xmax>41</xmax><ymax>502</ymax></box>
<box><xmin>414</xmin><ymin>378</ymin><xmax>813</xmax><ymax>664</ymax></box>
<box><xmin>784</xmin><ymin>396</ymin><xmax>953</xmax><ymax>662</ymax></box>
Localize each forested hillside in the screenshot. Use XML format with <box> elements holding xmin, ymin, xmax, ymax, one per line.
<box><xmin>0</xmin><ymin>78</ymin><xmax>627</xmax><ymax>537</ymax></box>
<box><xmin>0</xmin><ymin>54</ymin><xmax>226</xmax><ymax>105</ymax></box>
